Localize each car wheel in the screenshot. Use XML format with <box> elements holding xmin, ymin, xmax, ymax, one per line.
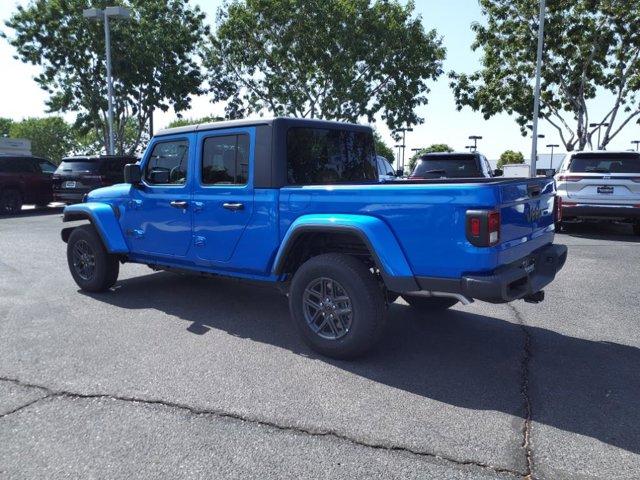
<box><xmin>402</xmin><ymin>295</ymin><xmax>459</xmax><ymax>310</ymax></box>
<box><xmin>0</xmin><ymin>189</ymin><xmax>23</xmax><ymax>215</ymax></box>
<box><xmin>67</xmin><ymin>224</ymin><xmax>119</xmax><ymax>292</ymax></box>
<box><xmin>289</xmin><ymin>253</ymin><xmax>387</xmax><ymax>359</ymax></box>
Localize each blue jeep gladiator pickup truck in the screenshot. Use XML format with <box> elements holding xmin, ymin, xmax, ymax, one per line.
<box><xmin>62</xmin><ymin>118</ymin><xmax>567</xmax><ymax>358</ymax></box>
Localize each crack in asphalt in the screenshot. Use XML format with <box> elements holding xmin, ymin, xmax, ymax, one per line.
<box><xmin>0</xmin><ymin>376</ymin><xmax>522</xmax><ymax>478</ymax></box>
<box><xmin>508</xmin><ymin>304</ymin><xmax>535</xmax><ymax>480</ymax></box>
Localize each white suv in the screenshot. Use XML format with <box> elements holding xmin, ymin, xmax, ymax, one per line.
<box><xmin>555</xmin><ymin>151</ymin><xmax>640</xmax><ymax>235</ymax></box>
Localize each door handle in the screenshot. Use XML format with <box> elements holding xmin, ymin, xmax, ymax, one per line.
<box><xmin>170</xmin><ymin>200</ymin><xmax>189</xmax><ymax>209</ymax></box>
<box><xmin>222</xmin><ymin>202</ymin><xmax>244</xmax><ymax>211</ymax></box>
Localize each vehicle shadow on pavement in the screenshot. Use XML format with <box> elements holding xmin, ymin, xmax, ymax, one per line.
<box><xmin>560</xmin><ymin>222</ymin><xmax>640</xmax><ymax>243</ymax></box>
<box><xmin>86</xmin><ymin>271</ymin><xmax>640</xmax><ymax>456</ymax></box>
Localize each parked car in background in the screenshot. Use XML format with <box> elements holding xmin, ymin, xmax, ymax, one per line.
<box><xmin>555</xmin><ymin>151</ymin><xmax>640</xmax><ymax>235</ymax></box>
<box><xmin>376</xmin><ymin>155</ymin><xmax>397</xmax><ymax>181</ymax></box>
<box><xmin>53</xmin><ymin>155</ymin><xmax>137</xmax><ymax>204</ymax></box>
<box><xmin>409</xmin><ymin>152</ymin><xmax>498</xmax><ymax>179</ymax></box>
<box><xmin>0</xmin><ymin>155</ymin><xmax>57</xmax><ymax>214</ymax></box>
<box><xmin>61</xmin><ymin>118</ymin><xmax>566</xmax><ymax>359</ymax></box>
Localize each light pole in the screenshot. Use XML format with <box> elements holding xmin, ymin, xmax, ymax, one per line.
<box><xmin>546</xmin><ymin>144</ymin><xmax>559</xmax><ymax>169</ymax></box>
<box><xmin>468</xmin><ymin>135</ymin><xmax>482</xmax><ymax>152</ymax></box>
<box><xmin>632</xmin><ymin>140</ymin><xmax>640</xmax><ymax>152</ymax></box>
<box><xmin>589</xmin><ymin>122</ymin><xmax>609</xmax><ymax>149</ymax></box>
<box><xmin>465</xmin><ymin>145</ymin><xmax>475</xmax><ymax>152</ymax></box>
<box><xmin>394</xmin><ymin>144</ymin><xmax>403</xmax><ymax>171</ymax></box>
<box><xmin>394</xmin><ymin>127</ymin><xmax>413</xmax><ymax>172</ymax></box>
<box><xmin>83</xmin><ymin>6</ymin><xmax>131</xmax><ymax>156</ymax></box>
<box><xmin>530</xmin><ymin>0</ymin><xmax>546</xmax><ymax>177</ymax></box>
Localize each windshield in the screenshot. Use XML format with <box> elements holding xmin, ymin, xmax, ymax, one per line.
<box><xmin>568</xmin><ymin>153</ymin><xmax>640</xmax><ymax>173</ymax></box>
<box><xmin>411</xmin><ymin>155</ymin><xmax>481</xmax><ymax>178</ymax></box>
<box><xmin>56</xmin><ymin>161</ymin><xmax>101</xmax><ymax>174</ymax></box>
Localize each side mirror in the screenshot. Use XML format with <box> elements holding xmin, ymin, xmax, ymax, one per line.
<box><xmin>493</xmin><ymin>168</ymin><xmax>503</xmax><ymax>177</ymax></box>
<box><xmin>124</xmin><ymin>163</ymin><xmax>142</xmax><ymax>184</ymax></box>
<box><xmin>396</xmin><ymin>169</ymin><xmax>404</xmax><ymax>177</ymax></box>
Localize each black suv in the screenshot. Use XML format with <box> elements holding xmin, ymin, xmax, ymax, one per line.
<box><xmin>53</xmin><ymin>155</ymin><xmax>137</xmax><ymax>204</ymax></box>
<box><xmin>0</xmin><ymin>155</ymin><xmax>57</xmax><ymax>214</ymax></box>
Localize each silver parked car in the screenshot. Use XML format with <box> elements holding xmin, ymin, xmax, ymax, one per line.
<box><xmin>555</xmin><ymin>151</ymin><xmax>640</xmax><ymax>235</ymax></box>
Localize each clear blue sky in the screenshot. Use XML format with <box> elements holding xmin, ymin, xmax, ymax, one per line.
<box><xmin>1</xmin><ymin>0</ymin><xmax>638</xmax><ymax>160</ymax></box>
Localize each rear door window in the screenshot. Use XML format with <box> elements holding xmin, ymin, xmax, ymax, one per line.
<box><xmin>286</xmin><ymin>128</ymin><xmax>377</xmax><ymax>184</ymax></box>
<box><xmin>38</xmin><ymin>160</ymin><xmax>56</xmax><ymax>173</ymax></box>
<box><xmin>201</xmin><ymin>134</ymin><xmax>250</xmax><ymax>185</ymax></box>
<box><xmin>568</xmin><ymin>153</ymin><xmax>640</xmax><ymax>173</ymax></box>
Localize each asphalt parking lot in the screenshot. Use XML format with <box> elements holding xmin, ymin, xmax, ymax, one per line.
<box><xmin>0</xmin><ymin>208</ymin><xmax>638</xmax><ymax>480</ymax></box>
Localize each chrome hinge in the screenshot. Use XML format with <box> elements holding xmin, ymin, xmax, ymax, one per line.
<box><xmin>194</xmin><ymin>235</ymin><xmax>206</xmax><ymax>247</ymax></box>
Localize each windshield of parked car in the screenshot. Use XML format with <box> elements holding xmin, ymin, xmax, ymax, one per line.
<box><xmin>411</xmin><ymin>155</ymin><xmax>481</xmax><ymax>178</ymax></box>
<box><xmin>56</xmin><ymin>160</ymin><xmax>101</xmax><ymax>174</ymax></box>
<box><xmin>287</xmin><ymin>128</ymin><xmax>377</xmax><ymax>184</ymax></box>
<box><xmin>568</xmin><ymin>153</ymin><xmax>640</xmax><ymax>173</ymax></box>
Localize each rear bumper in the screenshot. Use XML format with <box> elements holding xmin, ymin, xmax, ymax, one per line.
<box><xmin>415</xmin><ymin>243</ymin><xmax>568</xmax><ymax>303</ymax></box>
<box><xmin>53</xmin><ymin>191</ymin><xmax>86</xmax><ymax>203</ymax></box>
<box><xmin>562</xmin><ymin>203</ymin><xmax>640</xmax><ymax>220</ymax></box>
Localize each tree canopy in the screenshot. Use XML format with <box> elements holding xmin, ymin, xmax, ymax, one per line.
<box><xmin>450</xmin><ymin>0</ymin><xmax>640</xmax><ymax>151</ymax></box>
<box><xmin>4</xmin><ymin>0</ymin><xmax>208</xmax><ymax>156</ymax></box>
<box><xmin>166</xmin><ymin>116</ymin><xmax>225</xmax><ymax>129</ymax></box>
<box><xmin>497</xmin><ymin>150</ymin><xmax>525</xmax><ymax>170</ymax></box>
<box><xmin>408</xmin><ymin>143</ymin><xmax>453</xmax><ymax>172</ymax></box>
<box><xmin>9</xmin><ymin>117</ymin><xmax>75</xmax><ymax>164</ymax></box>
<box><xmin>0</xmin><ymin>118</ymin><xmax>13</xmax><ymax>137</ymax></box>
<box><xmin>205</xmin><ymin>0</ymin><xmax>445</xmax><ymax>131</ymax></box>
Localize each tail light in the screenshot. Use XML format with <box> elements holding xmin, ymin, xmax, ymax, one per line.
<box><xmin>466</xmin><ymin>210</ymin><xmax>500</xmax><ymax>247</ymax></box>
<box><xmin>554</xmin><ymin>195</ymin><xmax>562</xmax><ymax>223</ymax></box>
<box><xmin>556</xmin><ymin>175</ymin><xmax>586</xmax><ymax>182</ymax></box>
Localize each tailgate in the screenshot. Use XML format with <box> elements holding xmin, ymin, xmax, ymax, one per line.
<box><xmin>498</xmin><ymin>178</ymin><xmax>555</xmax><ymax>263</ymax></box>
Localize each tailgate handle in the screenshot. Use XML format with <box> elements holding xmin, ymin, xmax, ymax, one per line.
<box><xmin>527</xmin><ymin>185</ymin><xmax>541</xmax><ymax>197</ymax></box>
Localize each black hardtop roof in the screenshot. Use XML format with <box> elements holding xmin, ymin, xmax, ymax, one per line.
<box><xmin>154</xmin><ymin>117</ymin><xmax>372</xmax><ymax>137</ymax></box>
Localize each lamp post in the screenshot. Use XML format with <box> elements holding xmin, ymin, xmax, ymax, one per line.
<box><xmin>394</xmin><ymin>144</ymin><xmax>403</xmax><ymax>171</ymax></box>
<box><xmin>530</xmin><ymin>0</ymin><xmax>546</xmax><ymax>177</ymax></box>
<box><xmin>394</xmin><ymin>127</ymin><xmax>413</xmax><ymax>172</ymax></box>
<box><xmin>465</xmin><ymin>145</ymin><xmax>475</xmax><ymax>152</ymax></box>
<box><xmin>546</xmin><ymin>144</ymin><xmax>559</xmax><ymax>169</ymax></box>
<box><xmin>468</xmin><ymin>135</ymin><xmax>482</xmax><ymax>152</ymax></box>
<box><xmin>589</xmin><ymin>122</ymin><xmax>610</xmax><ymax>150</ymax></box>
<box><xmin>83</xmin><ymin>6</ymin><xmax>131</xmax><ymax>156</ymax></box>
<box><xmin>632</xmin><ymin>140</ymin><xmax>640</xmax><ymax>152</ymax></box>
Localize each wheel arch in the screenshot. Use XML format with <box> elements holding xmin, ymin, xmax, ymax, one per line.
<box><xmin>62</xmin><ymin>202</ymin><xmax>129</xmax><ymax>254</ymax></box>
<box><xmin>272</xmin><ymin>214</ymin><xmax>418</xmax><ymax>292</ymax></box>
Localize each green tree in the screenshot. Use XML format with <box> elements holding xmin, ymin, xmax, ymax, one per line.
<box><xmin>450</xmin><ymin>0</ymin><xmax>640</xmax><ymax>151</ymax></box>
<box><xmin>205</xmin><ymin>0</ymin><xmax>446</xmax><ymax>131</ymax></box>
<box><xmin>373</xmin><ymin>130</ymin><xmax>395</xmax><ymax>164</ymax></box>
<box><xmin>166</xmin><ymin>116</ymin><xmax>225</xmax><ymax>129</ymax></box>
<box><xmin>408</xmin><ymin>143</ymin><xmax>453</xmax><ymax>172</ymax></box>
<box><xmin>9</xmin><ymin>117</ymin><xmax>74</xmax><ymax>163</ymax></box>
<box><xmin>0</xmin><ymin>118</ymin><xmax>13</xmax><ymax>137</ymax></box>
<box><xmin>497</xmin><ymin>150</ymin><xmax>525</xmax><ymax>170</ymax></box>
<box><xmin>4</xmin><ymin>0</ymin><xmax>208</xmax><ymax>156</ymax></box>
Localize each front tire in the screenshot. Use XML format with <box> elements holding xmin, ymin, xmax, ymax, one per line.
<box><xmin>67</xmin><ymin>225</ymin><xmax>119</xmax><ymax>292</ymax></box>
<box><xmin>289</xmin><ymin>253</ymin><xmax>386</xmax><ymax>359</ymax></box>
<box><xmin>0</xmin><ymin>189</ymin><xmax>23</xmax><ymax>215</ymax></box>
<box><xmin>402</xmin><ymin>295</ymin><xmax>458</xmax><ymax>310</ymax></box>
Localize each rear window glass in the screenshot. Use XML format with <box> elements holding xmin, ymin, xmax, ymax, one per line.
<box><xmin>412</xmin><ymin>155</ymin><xmax>481</xmax><ymax>178</ymax></box>
<box><xmin>568</xmin><ymin>154</ymin><xmax>640</xmax><ymax>173</ymax></box>
<box><xmin>287</xmin><ymin>128</ymin><xmax>377</xmax><ymax>185</ymax></box>
<box><xmin>56</xmin><ymin>161</ymin><xmax>101</xmax><ymax>174</ymax></box>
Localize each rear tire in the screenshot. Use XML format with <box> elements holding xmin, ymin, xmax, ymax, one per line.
<box><xmin>402</xmin><ymin>295</ymin><xmax>459</xmax><ymax>310</ymax></box>
<box><xmin>67</xmin><ymin>224</ymin><xmax>119</xmax><ymax>292</ymax></box>
<box><xmin>0</xmin><ymin>189</ymin><xmax>23</xmax><ymax>215</ymax></box>
<box><xmin>289</xmin><ymin>253</ymin><xmax>386</xmax><ymax>359</ymax></box>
